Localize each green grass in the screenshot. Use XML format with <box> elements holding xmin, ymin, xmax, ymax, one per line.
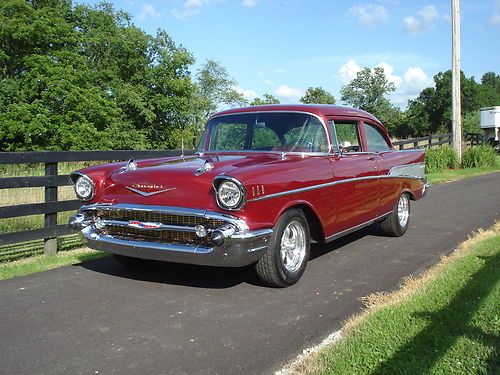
<box><xmin>0</xmin><ymin>248</ymin><xmax>108</xmax><ymax>280</ymax></box>
<box><xmin>427</xmin><ymin>157</ymin><xmax>500</xmax><ymax>185</ymax></box>
<box><xmin>296</xmin><ymin>224</ymin><xmax>500</xmax><ymax>375</ymax></box>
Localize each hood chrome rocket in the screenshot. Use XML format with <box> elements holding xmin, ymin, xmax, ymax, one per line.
<box><xmin>195</xmin><ymin>160</ymin><xmax>215</xmax><ymax>176</ymax></box>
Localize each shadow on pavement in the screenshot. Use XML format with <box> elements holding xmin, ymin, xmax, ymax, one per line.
<box><xmin>76</xmin><ymin>224</ymin><xmax>379</xmax><ymax>289</ymax></box>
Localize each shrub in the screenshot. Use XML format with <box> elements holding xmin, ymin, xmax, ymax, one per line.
<box><xmin>425</xmin><ymin>147</ymin><xmax>458</xmax><ymax>173</ymax></box>
<box><xmin>461</xmin><ymin>145</ymin><xmax>497</xmax><ymax>168</ymax></box>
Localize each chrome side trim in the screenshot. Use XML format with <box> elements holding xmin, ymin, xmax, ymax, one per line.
<box><xmin>247</xmin><ymin>176</ymin><xmax>380</xmax><ymax>202</ymax></box>
<box><xmin>247</xmin><ymin>169</ymin><xmax>427</xmax><ymax>203</ymax></box>
<box><xmin>388</xmin><ymin>162</ymin><xmax>425</xmax><ymax>179</ymax></box>
<box><xmin>325</xmin><ymin>211</ymin><xmax>392</xmax><ymax>242</ymax></box>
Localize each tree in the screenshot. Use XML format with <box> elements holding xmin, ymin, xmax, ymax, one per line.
<box><xmin>195</xmin><ymin>60</ymin><xmax>247</xmax><ymax>119</ymax></box>
<box><xmin>340</xmin><ymin>67</ymin><xmax>401</xmax><ymax>134</ymax></box>
<box><xmin>340</xmin><ymin>67</ymin><xmax>396</xmax><ymax>113</ymax></box>
<box><xmin>300</xmin><ymin>87</ymin><xmax>336</xmax><ymax>104</ymax></box>
<box><xmin>0</xmin><ymin>0</ymin><xmax>198</xmax><ymax>150</ymax></box>
<box><xmin>250</xmin><ymin>94</ymin><xmax>280</xmax><ymax>106</ymax></box>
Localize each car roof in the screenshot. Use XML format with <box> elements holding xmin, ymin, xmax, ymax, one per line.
<box><xmin>212</xmin><ymin>104</ymin><xmax>381</xmax><ymax>124</ymax></box>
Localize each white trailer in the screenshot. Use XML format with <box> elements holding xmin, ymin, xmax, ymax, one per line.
<box><xmin>480</xmin><ymin>106</ymin><xmax>500</xmax><ymax>151</ymax></box>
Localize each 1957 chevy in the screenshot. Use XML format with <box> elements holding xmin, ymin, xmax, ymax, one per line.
<box><xmin>68</xmin><ymin>104</ymin><xmax>428</xmax><ymax>287</ymax></box>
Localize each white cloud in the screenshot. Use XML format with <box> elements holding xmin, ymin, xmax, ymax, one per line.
<box><xmin>139</xmin><ymin>3</ymin><xmax>160</xmax><ymax>20</ymax></box>
<box><xmin>172</xmin><ymin>0</ymin><xmax>211</xmax><ymax>20</ymax></box>
<box><xmin>275</xmin><ymin>85</ymin><xmax>303</xmax><ymax>101</ymax></box>
<box><xmin>338</xmin><ymin>59</ymin><xmax>361</xmax><ymax>83</ymax></box>
<box><xmin>242</xmin><ymin>0</ymin><xmax>258</xmax><ymax>7</ymax></box>
<box><xmin>264</xmin><ymin>79</ymin><xmax>275</xmax><ymax>86</ymax></box>
<box><xmin>235</xmin><ymin>86</ymin><xmax>257</xmax><ymax>101</ymax></box>
<box><xmin>493</xmin><ymin>0</ymin><xmax>500</xmax><ymax>25</ymax></box>
<box><xmin>338</xmin><ymin>60</ymin><xmax>432</xmax><ymax>108</ymax></box>
<box><xmin>348</xmin><ymin>4</ymin><xmax>388</xmax><ymax>27</ymax></box>
<box><xmin>403</xmin><ymin>5</ymin><xmax>439</xmax><ymax>35</ymax></box>
<box><xmin>376</xmin><ymin>61</ymin><xmax>402</xmax><ymax>87</ymax></box>
<box><xmin>274</xmin><ymin>68</ymin><xmax>287</xmax><ymax>74</ymax></box>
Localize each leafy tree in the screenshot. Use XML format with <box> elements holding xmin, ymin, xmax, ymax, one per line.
<box><xmin>195</xmin><ymin>60</ymin><xmax>247</xmax><ymax>118</ymax></box>
<box><xmin>340</xmin><ymin>67</ymin><xmax>396</xmax><ymax>113</ymax></box>
<box><xmin>250</xmin><ymin>94</ymin><xmax>280</xmax><ymax>106</ymax></box>
<box><xmin>340</xmin><ymin>67</ymin><xmax>402</xmax><ymax>134</ymax></box>
<box><xmin>0</xmin><ymin>0</ymin><xmax>197</xmax><ymax>150</ymax></box>
<box><xmin>300</xmin><ymin>87</ymin><xmax>336</xmax><ymax>104</ymax></box>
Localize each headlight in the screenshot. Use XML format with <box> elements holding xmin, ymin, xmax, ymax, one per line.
<box><xmin>214</xmin><ymin>177</ymin><xmax>246</xmax><ymax>210</ymax></box>
<box><xmin>74</xmin><ymin>175</ymin><xmax>95</xmax><ymax>201</ymax></box>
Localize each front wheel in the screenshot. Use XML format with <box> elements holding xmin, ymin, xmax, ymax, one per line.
<box><xmin>255</xmin><ymin>209</ymin><xmax>310</xmax><ymax>287</ymax></box>
<box><xmin>379</xmin><ymin>193</ymin><xmax>410</xmax><ymax>237</ymax></box>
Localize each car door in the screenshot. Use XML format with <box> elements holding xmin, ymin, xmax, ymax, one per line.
<box><xmin>326</xmin><ymin>118</ymin><xmax>380</xmax><ymax>237</ymax></box>
<box><xmin>361</xmin><ymin>121</ymin><xmax>399</xmax><ymax>216</ymax></box>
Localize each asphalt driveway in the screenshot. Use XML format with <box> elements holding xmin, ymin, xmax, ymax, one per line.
<box><xmin>1</xmin><ymin>173</ymin><xmax>499</xmax><ymax>375</ymax></box>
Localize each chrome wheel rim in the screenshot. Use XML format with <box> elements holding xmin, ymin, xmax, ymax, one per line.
<box><xmin>280</xmin><ymin>220</ymin><xmax>306</xmax><ymax>273</ymax></box>
<box><xmin>397</xmin><ymin>194</ymin><xmax>409</xmax><ymax>228</ymax></box>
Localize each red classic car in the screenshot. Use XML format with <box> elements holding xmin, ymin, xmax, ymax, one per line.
<box><xmin>69</xmin><ymin>104</ymin><xmax>428</xmax><ymax>287</ymax></box>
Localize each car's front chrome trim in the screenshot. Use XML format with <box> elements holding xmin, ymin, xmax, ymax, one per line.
<box><xmin>79</xmin><ymin>203</ymin><xmax>250</xmax><ymax>232</ymax></box>
<box><xmin>79</xmin><ymin>224</ymin><xmax>272</xmax><ymax>267</ymax></box>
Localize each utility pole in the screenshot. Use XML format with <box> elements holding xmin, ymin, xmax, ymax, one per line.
<box><xmin>451</xmin><ymin>0</ymin><xmax>462</xmax><ymax>162</ymax></box>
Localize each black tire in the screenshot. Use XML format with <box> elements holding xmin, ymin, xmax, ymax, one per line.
<box><xmin>113</xmin><ymin>254</ymin><xmax>146</xmax><ymax>267</ymax></box>
<box><xmin>255</xmin><ymin>208</ymin><xmax>310</xmax><ymax>287</ymax></box>
<box><xmin>379</xmin><ymin>193</ymin><xmax>410</xmax><ymax>237</ymax></box>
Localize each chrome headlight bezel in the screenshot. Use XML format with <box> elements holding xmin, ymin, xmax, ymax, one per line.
<box><xmin>213</xmin><ymin>176</ymin><xmax>246</xmax><ymax>211</ymax></box>
<box><xmin>71</xmin><ymin>173</ymin><xmax>95</xmax><ymax>201</ymax></box>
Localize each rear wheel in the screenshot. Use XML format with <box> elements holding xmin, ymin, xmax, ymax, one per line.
<box><xmin>255</xmin><ymin>209</ymin><xmax>310</xmax><ymax>287</ymax></box>
<box><xmin>379</xmin><ymin>193</ymin><xmax>410</xmax><ymax>237</ymax></box>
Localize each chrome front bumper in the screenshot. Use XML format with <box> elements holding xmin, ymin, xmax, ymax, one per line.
<box><xmin>69</xmin><ymin>204</ymin><xmax>272</xmax><ymax>267</ymax></box>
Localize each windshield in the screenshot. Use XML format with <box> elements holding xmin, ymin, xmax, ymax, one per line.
<box><xmin>199</xmin><ymin>112</ymin><xmax>329</xmax><ymax>153</ymax></box>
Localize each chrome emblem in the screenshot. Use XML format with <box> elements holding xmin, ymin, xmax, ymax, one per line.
<box><xmin>125</xmin><ymin>184</ymin><xmax>176</xmax><ymax>197</ymax></box>
<box><xmin>128</xmin><ymin>221</ymin><xmax>162</xmax><ymax>229</ymax></box>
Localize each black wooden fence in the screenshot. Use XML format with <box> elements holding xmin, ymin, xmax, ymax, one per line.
<box><xmin>0</xmin><ymin>150</ymin><xmax>194</xmax><ymax>254</ymax></box>
<box><xmin>0</xmin><ymin>133</ymin><xmax>485</xmax><ymax>254</ymax></box>
<box><xmin>392</xmin><ymin>133</ymin><xmax>483</xmax><ymax>150</ymax></box>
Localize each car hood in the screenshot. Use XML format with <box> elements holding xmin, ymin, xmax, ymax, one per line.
<box><xmin>94</xmin><ymin>153</ymin><xmax>284</xmax><ymax>209</ymax></box>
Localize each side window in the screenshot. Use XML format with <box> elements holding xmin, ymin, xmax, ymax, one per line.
<box><xmin>365</xmin><ymin>123</ymin><xmax>390</xmax><ymax>152</ymax></box>
<box><xmin>252</xmin><ymin>126</ymin><xmax>280</xmax><ymax>150</ymax></box>
<box><xmin>330</xmin><ymin>121</ymin><xmax>361</xmax><ymax>153</ymax></box>
<box><xmin>210</xmin><ymin>123</ymin><xmax>247</xmax><ymax>150</ymax></box>
<box><xmin>282</xmin><ymin>116</ymin><xmax>328</xmax><ymax>153</ymax></box>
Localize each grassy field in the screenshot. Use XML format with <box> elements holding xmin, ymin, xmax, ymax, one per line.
<box><xmin>0</xmin><ymin>248</ymin><xmax>107</xmax><ymax>280</ymax></box>
<box><xmin>0</xmin><ymin>161</ymin><xmax>113</xmax><ymax>262</ymax></box>
<box><xmin>427</xmin><ymin>156</ymin><xmax>500</xmax><ymax>185</ymax></box>
<box><xmin>282</xmin><ymin>222</ymin><xmax>500</xmax><ymax>375</ymax></box>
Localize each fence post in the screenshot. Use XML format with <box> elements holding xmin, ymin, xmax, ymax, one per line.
<box><xmin>44</xmin><ymin>162</ymin><xmax>58</xmax><ymax>254</ymax></box>
<box><xmin>428</xmin><ymin>135</ymin><xmax>432</xmax><ymax>148</ymax></box>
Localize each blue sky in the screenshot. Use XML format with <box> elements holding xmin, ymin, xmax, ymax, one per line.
<box><xmin>78</xmin><ymin>0</ymin><xmax>500</xmax><ymax>108</ymax></box>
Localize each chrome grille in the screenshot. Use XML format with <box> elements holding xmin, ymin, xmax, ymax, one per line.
<box><xmin>96</xmin><ymin>209</ymin><xmax>225</xmax><ymax>228</ymax></box>
<box><xmin>102</xmin><ymin>225</ymin><xmax>207</xmax><ymax>245</ymax></box>
<box><xmin>92</xmin><ymin>208</ymin><xmax>224</xmax><ymax>246</ymax></box>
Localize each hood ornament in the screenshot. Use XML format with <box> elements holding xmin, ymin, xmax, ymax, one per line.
<box><xmin>125</xmin><ymin>184</ymin><xmax>176</xmax><ymax>197</ymax></box>
<box><xmin>118</xmin><ymin>159</ymin><xmax>138</xmax><ymax>174</ymax></box>
<box><xmin>195</xmin><ymin>160</ymin><xmax>215</xmax><ymax>176</ymax></box>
